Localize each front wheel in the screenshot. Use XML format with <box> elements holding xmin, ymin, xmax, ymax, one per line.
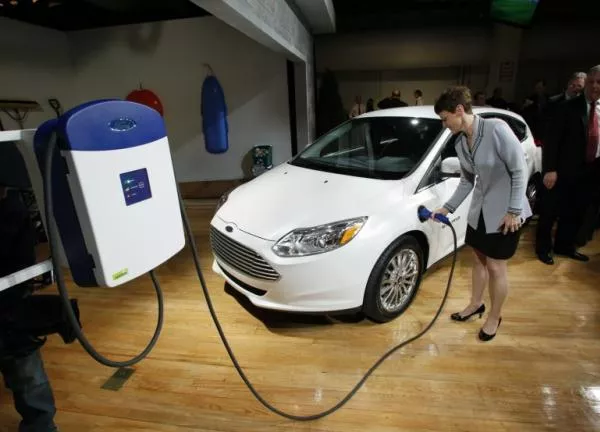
<box><xmin>363</xmin><ymin>235</ymin><xmax>424</xmax><ymax>323</ymax></box>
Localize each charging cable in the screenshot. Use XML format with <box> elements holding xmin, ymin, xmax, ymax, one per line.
<box><xmin>181</xmin><ymin>200</ymin><xmax>458</xmax><ymax>421</ymax></box>
<box><xmin>43</xmin><ymin>130</ymin><xmax>457</xmax><ymax>418</ymax></box>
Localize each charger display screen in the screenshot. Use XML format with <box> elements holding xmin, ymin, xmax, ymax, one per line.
<box><xmin>120</xmin><ymin>168</ymin><xmax>152</xmax><ymax>206</ymax></box>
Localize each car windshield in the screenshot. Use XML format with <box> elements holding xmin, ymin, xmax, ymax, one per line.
<box><xmin>290</xmin><ymin>116</ymin><xmax>444</xmax><ymax>180</ymax></box>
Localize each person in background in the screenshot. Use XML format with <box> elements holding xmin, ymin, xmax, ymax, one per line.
<box><xmin>486</xmin><ymin>87</ymin><xmax>508</xmax><ymax>110</ymax></box>
<box><xmin>431</xmin><ymin>86</ymin><xmax>531</xmax><ymax>342</ymax></box>
<box><xmin>544</xmin><ymin>72</ymin><xmax>587</xmax><ymax>136</ymax></box>
<box><xmin>365</xmin><ymin>98</ymin><xmax>375</xmax><ymax>112</ymax></box>
<box><xmin>348</xmin><ymin>95</ymin><xmax>366</xmax><ymax>118</ymax></box>
<box><xmin>414</xmin><ymin>89</ymin><xmax>424</xmax><ymax>105</ymax></box>
<box><xmin>522</xmin><ymin>79</ymin><xmax>550</xmax><ymax>139</ymax></box>
<box><xmin>377</xmin><ymin>90</ymin><xmax>408</xmax><ymax>109</ymax></box>
<box><xmin>550</xmin><ymin>72</ymin><xmax>587</xmax><ymax>104</ymax></box>
<box><xmin>537</xmin><ymin>65</ymin><xmax>600</xmax><ymax>262</ymax></box>
<box><xmin>0</xmin><ymin>185</ymin><xmax>59</xmax><ymax>432</ymax></box>
<box><xmin>473</xmin><ymin>91</ymin><xmax>487</xmax><ymax>106</ymax></box>
<box><xmin>535</xmin><ymin>71</ymin><xmax>587</xmax><ymax>263</ymax></box>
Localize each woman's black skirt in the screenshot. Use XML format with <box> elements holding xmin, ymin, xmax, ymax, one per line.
<box><xmin>465</xmin><ymin>212</ymin><xmax>521</xmax><ymax>260</ymax></box>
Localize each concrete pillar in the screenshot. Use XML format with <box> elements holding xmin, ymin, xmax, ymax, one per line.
<box><xmin>292</xmin><ymin>0</ymin><xmax>336</xmax><ymax>34</ymax></box>
<box><xmin>294</xmin><ymin>51</ymin><xmax>316</xmax><ymax>149</ymax></box>
<box><xmin>191</xmin><ymin>0</ymin><xmax>311</xmax><ymax>61</ymax></box>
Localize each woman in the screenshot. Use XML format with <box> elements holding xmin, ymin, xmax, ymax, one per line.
<box><xmin>431</xmin><ymin>86</ymin><xmax>532</xmax><ymax>342</ymax></box>
<box><xmin>414</xmin><ymin>89</ymin><xmax>424</xmax><ymax>106</ymax></box>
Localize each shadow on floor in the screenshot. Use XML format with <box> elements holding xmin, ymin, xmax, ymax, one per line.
<box><xmin>223</xmin><ymin>283</ymin><xmax>368</xmax><ymax>333</ymax></box>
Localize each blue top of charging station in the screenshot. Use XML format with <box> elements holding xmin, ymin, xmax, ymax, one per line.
<box><xmin>56</xmin><ymin>99</ymin><xmax>167</xmax><ymax>151</ymax></box>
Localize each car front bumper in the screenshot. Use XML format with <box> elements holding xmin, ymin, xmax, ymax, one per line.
<box><xmin>209</xmin><ymin>217</ymin><xmax>372</xmax><ymax>314</ymax></box>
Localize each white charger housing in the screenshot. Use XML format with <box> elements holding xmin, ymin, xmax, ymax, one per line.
<box><xmin>34</xmin><ymin>100</ymin><xmax>185</xmax><ymax>287</ymax></box>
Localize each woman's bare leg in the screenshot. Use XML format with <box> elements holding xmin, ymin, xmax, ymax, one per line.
<box><xmin>483</xmin><ymin>257</ymin><xmax>508</xmax><ymax>334</ymax></box>
<box><xmin>458</xmin><ymin>248</ymin><xmax>488</xmax><ymax>317</ymax></box>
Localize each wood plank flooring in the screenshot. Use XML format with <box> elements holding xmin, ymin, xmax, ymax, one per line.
<box><xmin>2</xmin><ymin>200</ymin><xmax>600</xmax><ymax>431</ymax></box>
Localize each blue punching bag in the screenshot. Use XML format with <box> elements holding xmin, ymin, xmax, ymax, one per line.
<box><xmin>201</xmin><ymin>66</ymin><xmax>229</xmax><ymax>154</ymax></box>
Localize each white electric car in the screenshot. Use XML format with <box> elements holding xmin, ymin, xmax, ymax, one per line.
<box><xmin>209</xmin><ymin>106</ymin><xmax>542</xmax><ymax>323</ymax></box>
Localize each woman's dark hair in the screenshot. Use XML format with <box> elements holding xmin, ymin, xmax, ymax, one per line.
<box><xmin>414</xmin><ymin>89</ymin><xmax>423</xmax><ymax>97</ymax></box>
<box><xmin>434</xmin><ymin>86</ymin><xmax>473</xmax><ymax>114</ymax></box>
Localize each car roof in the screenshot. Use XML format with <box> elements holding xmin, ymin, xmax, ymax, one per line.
<box><xmin>356</xmin><ymin>105</ymin><xmax>524</xmax><ymax>121</ymax></box>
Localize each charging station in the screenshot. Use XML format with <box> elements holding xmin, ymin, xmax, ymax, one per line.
<box><xmin>34</xmin><ymin>99</ymin><xmax>185</xmax><ymax>288</ymax></box>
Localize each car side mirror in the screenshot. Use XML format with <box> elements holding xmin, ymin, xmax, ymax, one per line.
<box><xmin>440</xmin><ymin>157</ymin><xmax>461</xmax><ymax>178</ymax></box>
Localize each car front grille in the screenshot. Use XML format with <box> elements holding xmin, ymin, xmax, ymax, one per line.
<box><xmin>209</xmin><ymin>226</ymin><xmax>280</xmax><ymax>281</ymax></box>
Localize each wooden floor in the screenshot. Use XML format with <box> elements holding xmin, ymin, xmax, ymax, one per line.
<box><xmin>2</xmin><ymin>200</ymin><xmax>600</xmax><ymax>431</ymax></box>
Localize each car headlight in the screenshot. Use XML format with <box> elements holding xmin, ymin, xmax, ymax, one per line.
<box><xmin>272</xmin><ymin>217</ymin><xmax>367</xmax><ymax>257</ymax></box>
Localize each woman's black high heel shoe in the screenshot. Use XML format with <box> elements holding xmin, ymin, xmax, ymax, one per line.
<box><xmin>479</xmin><ymin>317</ymin><xmax>502</xmax><ymax>342</ymax></box>
<box><xmin>450</xmin><ymin>304</ymin><xmax>485</xmax><ymax>322</ymax></box>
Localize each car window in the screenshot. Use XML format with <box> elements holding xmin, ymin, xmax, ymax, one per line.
<box><xmin>291</xmin><ymin>117</ymin><xmax>444</xmax><ymax>180</ymax></box>
<box><xmin>480</xmin><ymin>113</ymin><xmax>528</xmax><ymax>142</ymax></box>
<box><xmin>318</xmin><ymin>122</ymin><xmax>365</xmax><ymax>156</ymax></box>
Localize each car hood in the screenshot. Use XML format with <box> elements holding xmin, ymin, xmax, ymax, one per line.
<box><xmin>216</xmin><ymin>163</ymin><xmax>406</xmax><ymax>241</ymax></box>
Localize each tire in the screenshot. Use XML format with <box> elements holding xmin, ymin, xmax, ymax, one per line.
<box><xmin>362</xmin><ymin>235</ymin><xmax>424</xmax><ymax>323</ymax></box>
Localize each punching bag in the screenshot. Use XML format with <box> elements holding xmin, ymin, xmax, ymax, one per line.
<box><xmin>126</xmin><ymin>85</ymin><xmax>164</xmax><ymax>117</ymax></box>
<box><xmin>201</xmin><ymin>65</ymin><xmax>229</xmax><ymax>154</ymax></box>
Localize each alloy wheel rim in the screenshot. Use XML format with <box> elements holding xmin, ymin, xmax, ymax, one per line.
<box><xmin>379</xmin><ymin>249</ymin><xmax>419</xmax><ymax>313</ymax></box>
<box><xmin>527</xmin><ymin>182</ymin><xmax>537</xmax><ymax>209</ymax></box>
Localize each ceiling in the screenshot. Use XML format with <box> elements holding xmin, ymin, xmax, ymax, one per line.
<box><xmin>332</xmin><ymin>0</ymin><xmax>596</xmax><ymax>33</ymax></box>
<box><xmin>0</xmin><ymin>0</ymin><xmax>595</xmax><ymax>33</ymax></box>
<box><xmin>0</xmin><ymin>0</ymin><xmax>210</xmax><ymax>31</ymax></box>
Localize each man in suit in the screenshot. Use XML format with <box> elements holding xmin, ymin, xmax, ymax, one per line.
<box><xmin>377</xmin><ymin>90</ymin><xmax>408</xmax><ymax>109</ymax></box>
<box><xmin>550</xmin><ymin>72</ymin><xmax>587</xmax><ymax>105</ymax></box>
<box><xmin>535</xmin><ymin>72</ymin><xmax>587</xmax><ymax>264</ymax></box>
<box><xmin>536</xmin><ymin>65</ymin><xmax>600</xmax><ymax>263</ymax></box>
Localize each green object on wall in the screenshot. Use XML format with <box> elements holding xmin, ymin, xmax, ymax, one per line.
<box><xmin>251</xmin><ymin>145</ymin><xmax>273</xmax><ymax>177</ymax></box>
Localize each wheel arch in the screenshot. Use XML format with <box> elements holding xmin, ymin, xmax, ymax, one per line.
<box><xmin>404</xmin><ymin>229</ymin><xmax>430</xmax><ymax>270</ymax></box>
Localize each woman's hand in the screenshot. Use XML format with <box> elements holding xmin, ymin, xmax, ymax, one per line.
<box><xmin>499</xmin><ymin>213</ymin><xmax>521</xmax><ymax>235</ymax></box>
<box><xmin>431</xmin><ymin>207</ymin><xmax>449</xmax><ymax>222</ymax></box>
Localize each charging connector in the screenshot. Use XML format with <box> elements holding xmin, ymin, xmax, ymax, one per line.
<box><xmin>418</xmin><ymin>205</ymin><xmax>450</xmax><ymax>225</ymax></box>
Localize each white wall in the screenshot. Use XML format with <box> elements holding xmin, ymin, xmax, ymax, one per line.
<box><xmin>331</xmin><ymin>67</ymin><xmax>489</xmax><ymax>114</ymax></box>
<box><xmin>0</xmin><ymin>18</ymin><xmax>73</xmax><ymax>130</ymax></box>
<box><xmin>315</xmin><ymin>27</ymin><xmax>491</xmax><ymax>72</ymax></box>
<box><xmin>68</xmin><ymin>16</ymin><xmax>291</xmax><ymax>182</ymax></box>
<box><xmin>315</xmin><ymin>27</ymin><xmax>492</xmax><ymax>112</ymax></box>
<box><xmin>316</xmin><ymin>23</ymin><xmax>600</xmax><ymax>110</ymax></box>
<box><xmin>0</xmin><ymin>16</ymin><xmax>292</xmax><ymax>182</ymax></box>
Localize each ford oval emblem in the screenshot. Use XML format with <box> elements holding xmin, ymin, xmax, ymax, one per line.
<box><xmin>109</xmin><ymin>117</ymin><xmax>137</xmax><ymax>132</ymax></box>
<box><xmin>225</xmin><ymin>226</ymin><xmax>233</xmax><ymax>233</ymax></box>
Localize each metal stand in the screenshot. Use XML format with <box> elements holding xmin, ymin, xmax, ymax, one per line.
<box><xmin>0</xmin><ymin>129</ymin><xmax>56</xmax><ymax>294</ymax></box>
<box><xmin>0</xmin><ymin>260</ymin><xmax>54</xmax><ymax>293</ymax></box>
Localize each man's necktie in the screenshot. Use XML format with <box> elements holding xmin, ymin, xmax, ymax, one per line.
<box><xmin>587</xmin><ymin>101</ymin><xmax>599</xmax><ymax>163</ymax></box>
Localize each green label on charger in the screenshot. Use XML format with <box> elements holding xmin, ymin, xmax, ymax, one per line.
<box><xmin>112</xmin><ymin>268</ymin><xmax>129</xmax><ymax>281</ymax></box>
